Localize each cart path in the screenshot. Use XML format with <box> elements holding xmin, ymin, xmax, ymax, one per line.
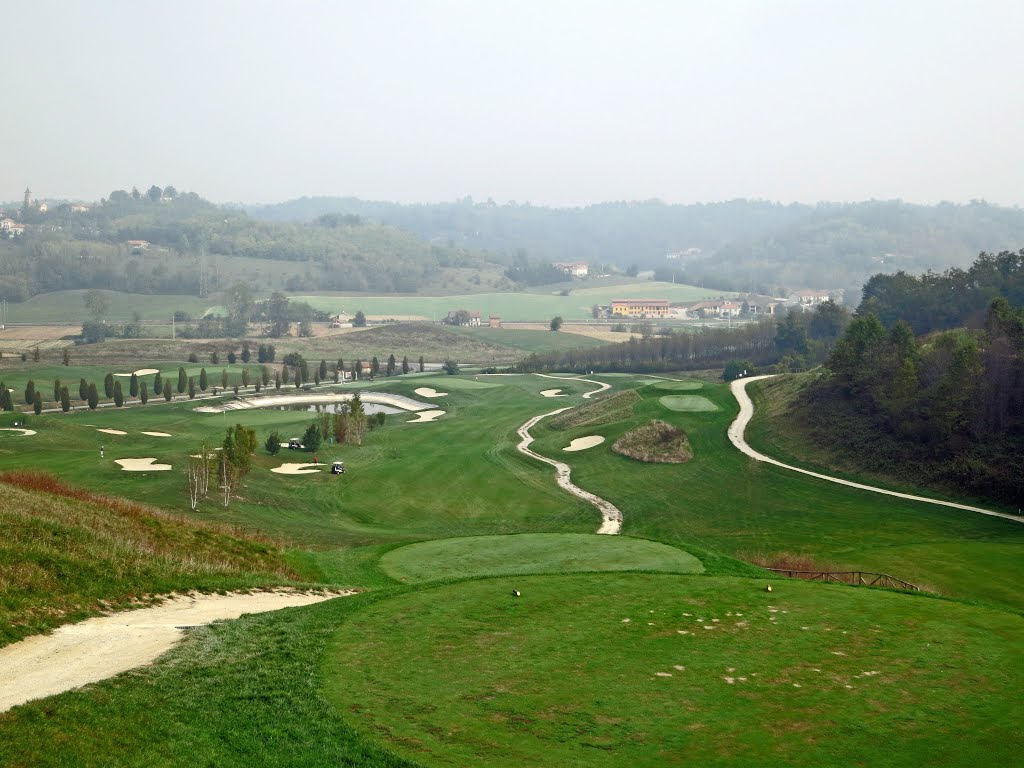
<box><xmin>0</xmin><ymin>590</ymin><xmax>352</xmax><ymax>713</ymax></box>
<box><xmin>729</xmin><ymin>375</ymin><xmax>1022</xmax><ymax>524</ymax></box>
<box><xmin>516</xmin><ymin>407</ymin><xmax>622</xmax><ymax>535</ymax></box>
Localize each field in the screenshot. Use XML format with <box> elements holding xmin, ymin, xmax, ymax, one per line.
<box><xmin>1</xmin><ymin>358</ymin><xmax>1021</xmax><ymax>766</ymax></box>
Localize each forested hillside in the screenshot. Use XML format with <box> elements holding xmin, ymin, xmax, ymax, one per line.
<box><xmin>0</xmin><ymin>188</ymin><xmax>505</xmax><ymax>301</ymax></box>
<box><xmin>789</xmin><ymin>251</ymin><xmax>1024</xmax><ymax>504</ymax></box>
<box><xmin>251</xmin><ymin>197</ymin><xmax>1024</xmax><ymax>301</ymax></box>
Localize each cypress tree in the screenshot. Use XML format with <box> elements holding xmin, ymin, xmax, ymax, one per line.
<box><xmin>25</xmin><ymin>380</ymin><xmax>35</xmax><ymax>406</ymax></box>
<box><xmin>113</xmin><ymin>381</ymin><xmax>124</xmax><ymax>407</ymax></box>
<box><xmin>319</xmin><ymin>359</ymin><xmax>328</xmax><ymax>379</ymax></box>
<box><xmin>282</xmin><ymin>366</ymin><xmax>289</xmax><ymax>385</ymax></box>
<box><xmin>79</xmin><ymin>378</ymin><xmax>88</xmax><ymax>401</ymax></box>
<box><xmin>387</xmin><ymin>354</ymin><xmax>396</xmax><ymax>377</ymax></box>
<box><xmin>188</xmin><ymin>377</ymin><xmax>196</xmax><ymax>399</ymax></box>
<box><xmin>87</xmin><ymin>383</ymin><xmax>99</xmax><ymax>409</ymax></box>
<box><xmin>140</xmin><ymin>381</ymin><xmax>148</xmax><ymax>405</ymax></box>
<box><xmin>104</xmin><ymin>372</ymin><xmax>114</xmax><ymax>398</ymax></box>
<box><xmin>221</xmin><ymin>368</ymin><xmax>228</xmax><ymax>388</ymax></box>
<box><xmin>163</xmin><ymin>380</ymin><xmax>172</xmax><ymax>401</ymax></box>
<box><xmin>242</xmin><ymin>368</ymin><xmax>250</xmax><ymax>387</ymax></box>
<box><xmin>129</xmin><ymin>373</ymin><xmax>139</xmax><ymax>398</ymax></box>
<box><xmin>177</xmin><ymin>367</ymin><xmax>187</xmax><ymax>393</ymax></box>
<box><xmin>261</xmin><ymin>365</ymin><xmax>270</xmax><ymax>385</ymax></box>
<box><xmin>32</xmin><ymin>391</ymin><xmax>42</xmax><ymax>415</ymax></box>
<box><xmin>241</xmin><ymin>342</ymin><xmax>251</xmax><ymax>363</ymax></box>
<box><xmin>200</xmin><ymin>368</ymin><xmax>209</xmax><ymax>391</ymax></box>
<box><xmin>371</xmin><ymin>356</ymin><xmax>380</xmax><ymax>378</ymax></box>
<box><xmin>60</xmin><ymin>386</ymin><xmax>70</xmax><ymax>412</ymax></box>
<box><xmin>402</xmin><ymin>356</ymin><xmax>410</xmax><ymax>375</ymax></box>
<box><xmin>419</xmin><ymin>355</ymin><xmax>425</xmax><ymax>372</ymax></box>
<box><xmin>274</xmin><ymin>371</ymin><xmax>281</xmax><ymax>389</ymax></box>
<box><xmin>153</xmin><ymin>371</ymin><xmax>162</xmax><ymax>394</ymax></box>
<box><xmin>53</xmin><ymin>378</ymin><xmax>61</xmax><ymax>403</ymax></box>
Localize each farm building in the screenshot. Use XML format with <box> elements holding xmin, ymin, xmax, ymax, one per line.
<box><xmin>611</xmin><ymin>299</ymin><xmax>670</xmax><ymax>318</ymax></box>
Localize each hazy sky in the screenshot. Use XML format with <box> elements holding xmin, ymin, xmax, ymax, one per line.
<box><xmin>3</xmin><ymin>1</ymin><xmax>1022</xmax><ymax>207</ymax></box>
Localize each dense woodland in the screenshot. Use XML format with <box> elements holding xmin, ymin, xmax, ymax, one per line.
<box><xmin>252</xmin><ymin>196</ymin><xmax>1024</xmax><ymax>300</ymax></box>
<box><xmin>0</xmin><ymin>188</ymin><xmax>502</xmax><ymax>301</ymax></box>
<box><xmin>793</xmin><ymin>251</ymin><xmax>1024</xmax><ymax>504</ymax></box>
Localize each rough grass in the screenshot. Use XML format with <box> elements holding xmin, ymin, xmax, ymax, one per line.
<box><xmin>378</xmin><ymin>533</ymin><xmax>704</xmax><ymax>582</ymax></box>
<box><xmin>611</xmin><ymin>419</ymin><xmax>694</xmax><ymax>463</ymax></box>
<box><xmin>0</xmin><ymin>472</ymin><xmax>297</xmax><ymax>647</ymax></box>
<box><xmin>548</xmin><ymin>389</ymin><xmax>640</xmax><ymax>430</ymax></box>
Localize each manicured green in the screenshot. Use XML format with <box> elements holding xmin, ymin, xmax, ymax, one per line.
<box><xmin>658</xmin><ymin>394</ymin><xmax>718</xmax><ymax>411</ymax></box>
<box><xmin>378</xmin><ymin>533</ymin><xmax>704</xmax><ymax>582</ymax></box>
<box><xmin>326</xmin><ymin>573</ymin><xmax>1024</xmax><ymax>767</ymax></box>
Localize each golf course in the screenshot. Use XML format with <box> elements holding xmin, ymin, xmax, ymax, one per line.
<box><xmin>1</xmin><ymin>357</ymin><xmax>1021</xmax><ymax>767</ymax></box>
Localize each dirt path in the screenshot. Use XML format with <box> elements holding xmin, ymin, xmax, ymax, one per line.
<box><xmin>729</xmin><ymin>376</ymin><xmax>1023</xmax><ymax>524</ymax></box>
<box><xmin>0</xmin><ymin>590</ymin><xmax>350</xmax><ymax>713</ymax></box>
<box><xmin>516</xmin><ymin>375</ymin><xmax>623</xmax><ymax>534</ymax></box>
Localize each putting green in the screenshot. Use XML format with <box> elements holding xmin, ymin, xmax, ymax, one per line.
<box><xmin>326</xmin><ymin>573</ymin><xmax>1024</xmax><ymax>767</ymax></box>
<box><xmin>379</xmin><ymin>533</ymin><xmax>703</xmax><ymax>582</ymax></box>
<box><xmin>652</xmin><ymin>380</ymin><xmax>703</xmax><ymax>391</ymax></box>
<box><xmin>432</xmin><ymin>377</ymin><xmax>502</xmax><ymax>390</ymax></box>
<box><xmin>659</xmin><ymin>394</ymin><xmax>718</xmax><ymax>411</ymax></box>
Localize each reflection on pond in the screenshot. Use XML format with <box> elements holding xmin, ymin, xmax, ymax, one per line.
<box><xmin>273</xmin><ymin>402</ymin><xmax>403</xmax><ymax>415</ymax></box>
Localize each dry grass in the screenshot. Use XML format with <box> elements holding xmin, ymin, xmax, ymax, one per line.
<box><xmin>611</xmin><ymin>419</ymin><xmax>694</xmax><ymax>463</ymax></box>
<box><xmin>744</xmin><ymin>552</ymin><xmax>839</xmax><ymax>574</ymax></box>
<box><xmin>549</xmin><ymin>390</ymin><xmax>640</xmax><ymax>430</ymax></box>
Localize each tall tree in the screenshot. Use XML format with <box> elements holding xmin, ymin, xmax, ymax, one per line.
<box><xmin>418</xmin><ymin>355</ymin><xmax>425</xmax><ymax>372</ymax></box>
<box><xmin>139</xmin><ymin>381</ymin><xmax>148</xmax><ymax>405</ymax></box>
<box><xmin>60</xmin><ymin>386</ymin><xmax>70</xmax><ymax>412</ymax></box>
<box><xmin>401</xmin><ymin>356</ymin><xmax>410</xmax><ymax>375</ymax></box>
<box><xmin>163</xmin><ymin>380</ymin><xmax>173</xmax><ymax>401</ymax></box>
<box><xmin>199</xmin><ymin>368</ymin><xmax>209</xmax><ymax>391</ymax></box>
<box><xmin>79</xmin><ymin>378</ymin><xmax>88</xmax><ymax>401</ymax></box>
<box><xmin>24</xmin><ymin>380</ymin><xmax>35</xmax><ymax>406</ymax></box>
<box><xmin>87</xmin><ymin>383</ymin><xmax>99</xmax><ymax>410</ymax></box>
<box><xmin>386</xmin><ymin>354</ymin><xmax>396</xmax><ymax>377</ymax></box>
<box><xmin>104</xmin><ymin>372</ymin><xmax>115</xmax><ymax>399</ymax></box>
<box><xmin>32</xmin><ymin>391</ymin><xmax>42</xmax><ymax>415</ymax></box>
<box><xmin>53</xmin><ymin>379</ymin><xmax>61</xmax><ymax>403</ymax></box>
<box><xmin>113</xmin><ymin>381</ymin><xmax>124</xmax><ymax>407</ymax></box>
<box><xmin>177</xmin><ymin>367</ymin><xmax>187</xmax><ymax>393</ymax></box>
<box><xmin>129</xmin><ymin>373</ymin><xmax>139</xmax><ymax>398</ymax></box>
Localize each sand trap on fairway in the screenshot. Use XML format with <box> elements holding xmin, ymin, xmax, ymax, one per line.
<box><xmin>0</xmin><ymin>589</ymin><xmax>349</xmax><ymax>713</ymax></box>
<box><xmin>414</xmin><ymin>387</ymin><xmax>448</xmax><ymax>398</ymax></box>
<box><xmin>141</xmin><ymin>431</ymin><xmax>172</xmax><ymax>437</ymax></box>
<box><xmin>564</xmin><ymin>435</ymin><xmax>605</xmax><ymax>452</ymax></box>
<box><xmin>0</xmin><ymin>427</ymin><xmax>36</xmax><ymax>436</ymax></box>
<box><xmin>114</xmin><ymin>368</ymin><xmax>160</xmax><ymax>377</ymax></box>
<box><xmin>116</xmin><ymin>458</ymin><xmax>172</xmax><ymax>472</ymax></box>
<box><xmin>407</xmin><ymin>409</ymin><xmax>445</xmax><ymax>423</ymax></box>
<box><xmin>97</xmin><ymin>428</ymin><xmax>127</xmax><ymax>435</ymax></box>
<box><xmin>540</xmin><ymin>389</ymin><xmax>566</xmax><ymax>397</ymax></box>
<box><xmin>271</xmin><ymin>463</ymin><xmax>322</xmax><ymax>475</ymax></box>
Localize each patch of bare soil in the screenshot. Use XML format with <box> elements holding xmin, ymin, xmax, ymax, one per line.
<box><xmin>611</xmin><ymin>419</ymin><xmax>693</xmax><ymax>463</ymax></box>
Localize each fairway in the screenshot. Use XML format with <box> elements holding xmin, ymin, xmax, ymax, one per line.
<box><xmin>326</xmin><ymin>573</ymin><xmax>1024</xmax><ymax>767</ymax></box>
<box><xmin>379</xmin><ymin>533</ymin><xmax>704</xmax><ymax>582</ymax></box>
<box><xmin>659</xmin><ymin>394</ymin><xmax>718</xmax><ymax>411</ymax></box>
<box><xmin>651</xmin><ymin>380</ymin><xmax>703</xmax><ymax>391</ymax></box>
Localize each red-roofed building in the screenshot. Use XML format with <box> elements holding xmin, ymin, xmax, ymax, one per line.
<box><xmin>611</xmin><ymin>299</ymin><xmax>670</xmax><ymax>318</ymax></box>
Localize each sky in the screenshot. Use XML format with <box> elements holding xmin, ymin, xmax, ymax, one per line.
<box><xmin>2</xmin><ymin>1</ymin><xmax>1022</xmax><ymax>207</ymax></box>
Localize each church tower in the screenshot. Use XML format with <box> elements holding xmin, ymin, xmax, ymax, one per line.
<box><xmin>22</xmin><ymin>187</ymin><xmax>31</xmax><ymax>214</ymax></box>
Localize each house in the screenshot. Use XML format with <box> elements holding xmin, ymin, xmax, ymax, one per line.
<box><xmin>36</xmin><ymin>202</ymin><xmax>48</xmax><ymax>213</ymax></box>
<box><xmin>553</xmin><ymin>262</ymin><xmax>589</xmax><ymax>278</ymax></box>
<box><xmin>0</xmin><ymin>218</ymin><xmax>16</xmax><ymax>232</ymax></box>
<box><xmin>719</xmin><ymin>302</ymin><xmax>742</xmax><ymax>318</ymax></box>
<box><xmin>488</xmin><ymin>315</ymin><xmax>501</xmax><ymax>328</ymax></box>
<box><xmin>126</xmin><ymin>239</ymin><xmax>150</xmax><ymax>254</ymax></box>
<box><xmin>787</xmin><ymin>289</ymin><xmax>840</xmax><ymax>307</ymax></box>
<box><xmin>610</xmin><ymin>299</ymin><xmax>670</xmax><ymax>318</ymax></box>
<box><xmin>70</xmin><ymin>204</ymin><xmax>90</xmax><ymax>213</ymax></box>
<box><xmin>1</xmin><ymin>218</ymin><xmax>25</xmax><ymax>237</ymax></box>
<box><xmin>444</xmin><ymin>310</ymin><xmax>481</xmax><ymax>327</ymax></box>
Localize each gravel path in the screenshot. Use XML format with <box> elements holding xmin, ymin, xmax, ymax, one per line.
<box><xmin>729</xmin><ymin>375</ymin><xmax>1022</xmax><ymax>524</ymax></box>
<box><xmin>514</xmin><ymin>375</ymin><xmax>622</xmax><ymax>534</ymax></box>
<box><xmin>0</xmin><ymin>590</ymin><xmax>350</xmax><ymax>713</ymax></box>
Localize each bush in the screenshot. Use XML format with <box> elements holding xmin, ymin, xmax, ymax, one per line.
<box><xmin>265</xmin><ymin>430</ymin><xmax>281</xmax><ymax>455</ymax></box>
<box><xmin>442</xmin><ymin>359</ymin><xmax>459</xmax><ymax>375</ymax></box>
<box><xmin>302</xmin><ymin>423</ymin><xmax>322</xmax><ymax>453</ymax></box>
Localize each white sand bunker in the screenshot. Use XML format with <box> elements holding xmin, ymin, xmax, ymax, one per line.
<box><xmin>564</xmin><ymin>435</ymin><xmax>605</xmax><ymax>452</ymax></box>
<box><xmin>0</xmin><ymin>427</ymin><xmax>37</xmax><ymax>436</ymax></box>
<box><xmin>193</xmin><ymin>406</ymin><xmax>220</xmax><ymax>413</ymax></box>
<box><xmin>97</xmin><ymin>428</ymin><xmax>127</xmax><ymax>435</ymax></box>
<box><xmin>271</xmin><ymin>463</ymin><xmax>322</xmax><ymax>475</ymax></box>
<box><xmin>116</xmin><ymin>458</ymin><xmax>172</xmax><ymax>472</ymax></box>
<box><xmin>141</xmin><ymin>431</ymin><xmax>172</xmax><ymax>437</ymax></box>
<box><xmin>541</xmin><ymin>389</ymin><xmax>566</xmax><ymax>398</ymax></box>
<box><xmin>0</xmin><ymin>589</ymin><xmax>348</xmax><ymax>713</ymax></box>
<box><xmin>114</xmin><ymin>368</ymin><xmax>160</xmax><ymax>377</ymax></box>
<box><xmin>414</xmin><ymin>387</ymin><xmax>448</xmax><ymax>398</ymax></box>
<box><xmin>406</xmin><ymin>410</ymin><xmax>445</xmax><ymax>423</ymax></box>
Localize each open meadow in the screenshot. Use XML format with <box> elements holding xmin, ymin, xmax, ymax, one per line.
<box><xmin>1</xmin><ymin>357</ymin><xmax>1021</xmax><ymax>766</ymax></box>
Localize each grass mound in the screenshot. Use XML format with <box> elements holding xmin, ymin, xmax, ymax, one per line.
<box><xmin>659</xmin><ymin>394</ymin><xmax>718</xmax><ymax>412</ymax></box>
<box><xmin>0</xmin><ymin>472</ymin><xmax>296</xmax><ymax>647</ymax></box>
<box><xmin>612</xmin><ymin>419</ymin><xmax>693</xmax><ymax>463</ymax></box>
<box><xmin>326</xmin><ymin>573</ymin><xmax>1024</xmax><ymax>767</ymax></box>
<box><xmin>379</xmin><ymin>533</ymin><xmax>703</xmax><ymax>582</ymax></box>
<box><xmin>651</xmin><ymin>380</ymin><xmax>703</xmax><ymax>391</ymax></box>
<box><xmin>548</xmin><ymin>389</ymin><xmax>639</xmax><ymax>430</ymax></box>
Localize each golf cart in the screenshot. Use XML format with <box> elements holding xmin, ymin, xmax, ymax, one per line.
<box><xmin>331</xmin><ymin>461</ymin><xmax>345</xmax><ymax>475</ymax></box>
<box><xmin>288</xmin><ymin>437</ymin><xmax>302</xmax><ymax>450</ymax></box>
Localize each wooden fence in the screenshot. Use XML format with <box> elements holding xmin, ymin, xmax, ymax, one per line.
<box><xmin>765</xmin><ymin>569</ymin><xmax>920</xmax><ymax>591</ymax></box>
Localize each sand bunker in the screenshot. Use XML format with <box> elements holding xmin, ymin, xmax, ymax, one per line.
<box><xmin>414</xmin><ymin>387</ymin><xmax>448</xmax><ymax>398</ymax></box>
<box><xmin>540</xmin><ymin>389</ymin><xmax>566</xmax><ymax>398</ymax></box>
<box><xmin>0</xmin><ymin>427</ymin><xmax>37</xmax><ymax>436</ymax></box>
<box><xmin>96</xmin><ymin>428</ymin><xmax>127</xmax><ymax>435</ymax></box>
<box><xmin>114</xmin><ymin>368</ymin><xmax>160</xmax><ymax>377</ymax></box>
<box><xmin>563</xmin><ymin>435</ymin><xmax>605</xmax><ymax>452</ymax></box>
<box><xmin>140</xmin><ymin>431</ymin><xmax>172</xmax><ymax>437</ymax></box>
<box><xmin>406</xmin><ymin>409</ymin><xmax>445</xmax><ymax>423</ymax></box>
<box><xmin>271</xmin><ymin>463</ymin><xmax>322</xmax><ymax>475</ymax></box>
<box><xmin>0</xmin><ymin>590</ymin><xmax>348</xmax><ymax>713</ymax></box>
<box><xmin>115</xmin><ymin>458</ymin><xmax>172</xmax><ymax>472</ymax></box>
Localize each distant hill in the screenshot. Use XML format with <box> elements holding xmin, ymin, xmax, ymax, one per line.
<box><xmin>251</xmin><ymin>197</ymin><xmax>1024</xmax><ymax>303</ymax></box>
